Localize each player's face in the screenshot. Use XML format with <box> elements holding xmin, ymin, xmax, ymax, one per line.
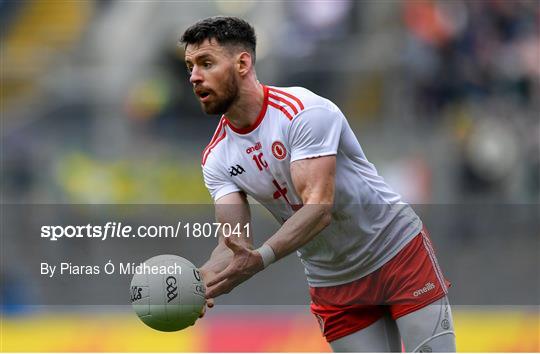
<box><xmin>185</xmin><ymin>39</ymin><xmax>239</xmax><ymax>115</ymax></box>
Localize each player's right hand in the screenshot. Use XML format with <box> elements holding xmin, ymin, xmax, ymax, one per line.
<box><xmin>199</xmin><ymin>268</ymin><xmax>216</xmax><ymax>318</ymax></box>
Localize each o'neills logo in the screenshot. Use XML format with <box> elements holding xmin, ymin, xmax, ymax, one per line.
<box><xmin>246</xmin><ymin>142</ymin><xmax>262</xmax><ymax>154</ymax></box>
<box><xmin>413</xmin><ymin>282</ymin><xmax>435</xmax><ymax>297</ymax></box>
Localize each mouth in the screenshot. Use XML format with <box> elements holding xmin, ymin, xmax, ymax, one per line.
<box><xmin>195</xmin><ymin>89</ymin><xmax>212</xmax><ymax>103</ymax></box>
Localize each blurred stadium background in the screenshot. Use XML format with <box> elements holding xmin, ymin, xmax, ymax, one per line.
<box><xmin>1</xmin><ymin>0</ymin><xmax>539</xmax><ymax>352</ymax></box>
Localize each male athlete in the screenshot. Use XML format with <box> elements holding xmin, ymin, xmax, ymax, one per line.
<box><xmin>180</xmin><ymin>16</ymin><xmax>456</xmax><ymax>352</ymax></box>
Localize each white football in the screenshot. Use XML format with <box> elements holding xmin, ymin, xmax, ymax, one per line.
<box><xmin>130</xmin><ymin>254</ymin><xmax>206</xmax><ymax>331</ymax></box>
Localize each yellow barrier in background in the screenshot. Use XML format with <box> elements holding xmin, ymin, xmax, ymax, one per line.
<box><xmin>1</xmin><ymin>309</ymin><xmax>538</xmax><ymax>352</ymax></box>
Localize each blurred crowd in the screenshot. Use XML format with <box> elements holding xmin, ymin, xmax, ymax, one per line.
<box><xmin>404</xmin><ymin>0</ymin><xmax>538</xmax><ymax>112</ymax></box>
<box><xmin>1</xmin><ymin>0</ymin><xmax>539</xmax><ymax>203</ymax></box>
<box><xmin>403</xmin><ymin>0</ymin><xmax>539</xmax><ymax>201</ymax></box>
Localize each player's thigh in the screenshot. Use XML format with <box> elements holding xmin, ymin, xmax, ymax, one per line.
<box><xmin>395</xmin><ymin>296</ymin><xmax>456</xmax><ymax>352</ymax></box>
<box><xmin>330</xmin><ymin>313</ymin><xmax>401</xmax><ymax>353</ymax></box>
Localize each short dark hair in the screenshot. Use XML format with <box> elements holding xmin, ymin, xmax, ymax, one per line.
<box><xmin>180</xmin><ymin>16</ymin><xmax>257</xmax><ymax>62</ymax></box>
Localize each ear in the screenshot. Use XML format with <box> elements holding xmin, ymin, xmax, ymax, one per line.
<box><xmin>236</xmin><ymin>52</ymin><xmax>253</xmax><ymax>77</ymax></box>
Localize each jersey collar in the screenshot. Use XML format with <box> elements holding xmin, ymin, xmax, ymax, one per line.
<box><xmin>225</xmin><ymin>84</ymin><xmax>269</xmax><ymax>135</ymax></box>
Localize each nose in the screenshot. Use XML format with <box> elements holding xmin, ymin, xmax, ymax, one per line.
<box><xmin>189</xmin><ymin>66</ymin><xmax>203</xmax><ymax>85</ymax></box>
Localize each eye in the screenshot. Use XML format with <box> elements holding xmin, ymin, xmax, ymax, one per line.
<box><xmin>203</xmin><ymin>61</ymin><xmax>212</xmax><ymax>69</ymax></box>
<box><xmin>186</xmin><ymin>66</ymin><xmax>193</xmax><ymax>75</ymax></box>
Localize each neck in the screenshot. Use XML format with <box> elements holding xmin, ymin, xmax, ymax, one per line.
<box><xmin>225</xmin><ymin>78</ymin><xmax>264</xmax><ymax>130</ymax></box>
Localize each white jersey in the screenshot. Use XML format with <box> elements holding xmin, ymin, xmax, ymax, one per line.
<box><xmin>202</xmin><ymin>85</ymin><xmax>422</xmax><ymax>287</ymax></box>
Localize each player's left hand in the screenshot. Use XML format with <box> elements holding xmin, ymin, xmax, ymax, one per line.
<box><xmin>205</xmin><ymin>236</ymin><xmax>264</xmax><ymax>298</ymax></box>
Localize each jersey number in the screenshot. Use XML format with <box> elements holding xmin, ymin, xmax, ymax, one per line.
<box><xmin>252</xmin><ymin>152</ymin><xmax>268</xmax><ymax>171</ymax></box>
<box><xmin>253</xmin><ymin>154</ymin><xmax>301</xmax><ymax>211</ymax></box>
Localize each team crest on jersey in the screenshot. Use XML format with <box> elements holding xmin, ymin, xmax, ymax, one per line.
<box><xmin>271</xmin><ymin>141</ymin><xmax>287</xmax><ymax>160</ymax></box>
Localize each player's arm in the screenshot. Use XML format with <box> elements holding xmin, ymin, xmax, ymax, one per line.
<box><xmin>264</xmin><ymin>155</ymin><xmax>335</xmax><ymax>259</ymax></box>
<box><xmin>203</xmin><ymin>189</ymin><xmax>264</xmax><ymax>298</ymax></box>
<box><xmin>200</xmin><ymin>191</ymin><xmax>252</xmax><ymax>277</ymax></box>
<box><xmin>205</xmin><ymin>155</ymin><xmax>335</xmax><ymax>298</ymax></box>
<box><xmin>198</xmin><ymin>191</ymin><xmax>252</xmax><ymax>316</ymax></box>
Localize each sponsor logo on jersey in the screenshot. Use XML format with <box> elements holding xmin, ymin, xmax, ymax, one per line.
<box><xmin>271</xmin><ymin>141</ymin><xmax>287</xmax><ymax>160</ymax></box>
<box><xmin>413</xmin><ymin>282</ymin><xmax>435</xmax><ymax>297</ymax></box>
<box><xmin>246</xmin><ymin>142</ymin><xmax>262</xmax><ymax>154</ymax></box>
<box><xmin>228</xmin><ymin>164</ymin><xmax>245</xmax><ymax>177</ymax></box>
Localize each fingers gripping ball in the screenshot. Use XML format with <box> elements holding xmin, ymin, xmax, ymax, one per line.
<box><xmin>130</xmin><ymin>255</ymin><xmax>206</xmax><ymax>332</ymax></box>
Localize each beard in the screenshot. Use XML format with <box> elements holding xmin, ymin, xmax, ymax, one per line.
<box><xmin>201</xmin><ymin>69</ymin><xmax>239</xmax><ymax>115</ymax></box>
